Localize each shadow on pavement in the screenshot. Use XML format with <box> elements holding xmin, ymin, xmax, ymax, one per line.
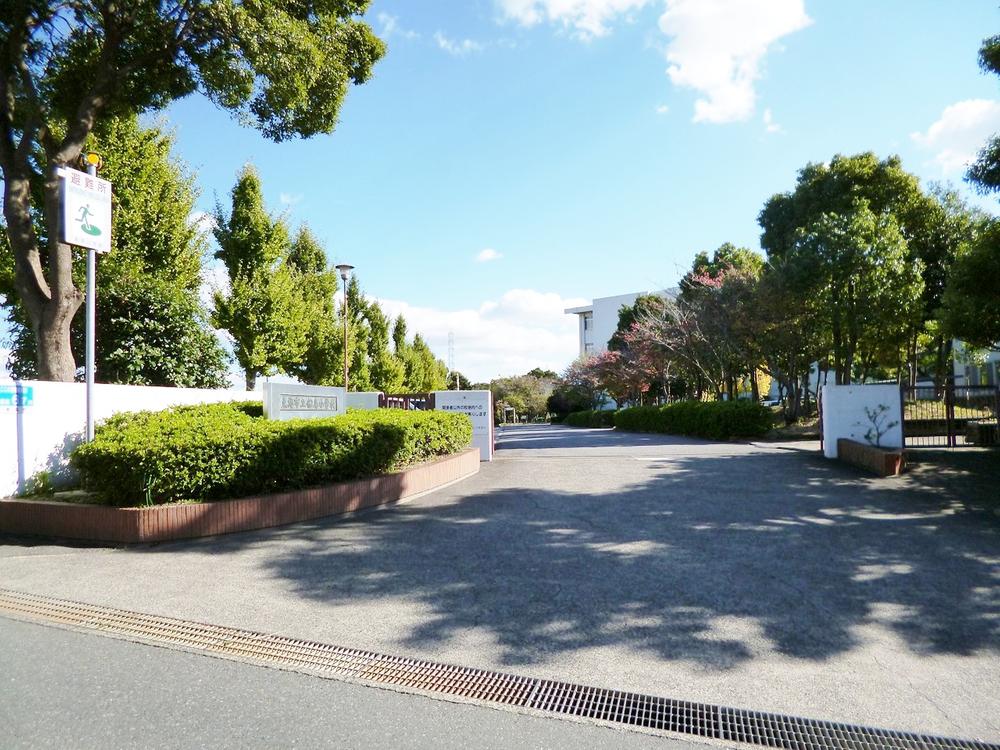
<box><xmin>185</xmin><ymin>445</ymin><xmax>1000</xmax><ymax>670</ymax></box>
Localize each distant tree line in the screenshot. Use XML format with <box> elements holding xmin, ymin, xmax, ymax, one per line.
<box><xmin>2</xmin><ymin>117</ymin><xmax>447</xmax><ymax>393</ymax></box>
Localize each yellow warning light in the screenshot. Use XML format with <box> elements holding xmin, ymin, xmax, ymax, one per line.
<box><xmin>79</xmin><ymin>152</ymin><xmax>103</xmax><ymax>171</ymax></box>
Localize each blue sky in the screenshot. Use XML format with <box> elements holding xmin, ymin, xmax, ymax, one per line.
<box><xmin>12</xmin><ymin>1</ymin><xmax>1000</xmax><ymax>383</ymax></box>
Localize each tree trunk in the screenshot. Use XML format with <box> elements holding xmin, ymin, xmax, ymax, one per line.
<box><xmin>35</xmin><ymin>302</ymin><xmax>82</xmax><ymax>380</ymax></box>
<box><xmin>245</xmin><ymin>370</ymin><xmax>256</xmax><ymax>391</ymax></box>
<box><xmin>3</xmin><ymin>167</ymin><xmax>84</xmax><ymax>381</ymax></box>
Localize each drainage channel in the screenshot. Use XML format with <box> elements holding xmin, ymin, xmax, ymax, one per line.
<box><xmin>0</xmin><ymin>588</ymin><xmax>995</xmax><ymax>750</ymax></box>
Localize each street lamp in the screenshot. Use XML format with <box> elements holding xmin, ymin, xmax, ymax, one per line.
<box><xmin>335</xmin><ymin>264</ymin><xmax>354</xmax><ymax>391</ymax></box>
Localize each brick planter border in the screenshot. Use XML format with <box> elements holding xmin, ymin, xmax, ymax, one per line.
<box><xmin>0</xmin><ymin>448</ymin><xmax>480</xmax><ymax>544</ymax></box>
<box><xmin>836</xmin><ymin>438</ymin><xmax>905</xmax><ymax>477</ymax></box>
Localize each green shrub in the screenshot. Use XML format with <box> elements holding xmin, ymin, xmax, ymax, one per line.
<box><xmin>564</xmin><ymin>409</ymin><xmax>617</xmax><ymax>428</ymax></box>
<box><xmin>72</xmin><ymin>402</ymin><xmax>472</xmax><ymax>506</ymax></box>
<box><xmin>614</xmin><ymin>400</ymin><xmax>771</xmax><ymax>440</ymax></box>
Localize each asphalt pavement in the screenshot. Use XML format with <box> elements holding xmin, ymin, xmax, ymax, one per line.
<box><xmin>0</xmin><ymin>617</ymin><xmax>709</xmax><ymax>749</ymax></box>
<box><xmin>2</xmin><ymin>423</ymin><xmax>998</xmax><ymax>743</ymax></box>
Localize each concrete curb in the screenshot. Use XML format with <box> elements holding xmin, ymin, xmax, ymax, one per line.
<box><xmin>0</xmin><ymin>448</ymin><xmax>480</xmax><ymax>544</ymax></box>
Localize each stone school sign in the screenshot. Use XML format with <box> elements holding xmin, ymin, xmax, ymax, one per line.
<box><xmin>263</xmin><ymin>383</ymin><xmax>347</xmax><ymax>421</ymax></box>
<box><xmin>433</xmin><ymin>390</ymin><xmax>494</xmax><ymax>461</ymax></box>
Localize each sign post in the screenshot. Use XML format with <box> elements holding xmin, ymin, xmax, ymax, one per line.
<box><xmin>59</xmin><ymin>155</ymin><xmax>111</xmax><ymax>441</ymax></box>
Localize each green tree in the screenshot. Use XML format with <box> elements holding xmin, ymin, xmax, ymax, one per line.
<box><xmin>392</xmin><ymin>315</ymin><xmax>408</xmax><ymax>354</ymax></box>
<box><xmin>526</xmin><ymin>367</ymin><xmax>557</xmax><ymax>380</ymax></box>
<box><xmin>0</xmin><ymin>2</ymin><xmax>385</xmax><ymax>381</ymax></box>
<box><xmin>212</xmin><ymin>165</ymin><xmax>307</xmax><ymax>390</ymax></box>
<box><xmin>285</xmin><ymin>225</ymin><xmax>340</xmax><ymax>385</ymax></box>
<box><xmin>759</xmin><ymin>152</ymin><xmax>944</xmax><ymax>384</ymax></box>
<box><xmin>3</xmin><ymin>115</ymin><xmax>227</xmax><ymax>386</ymax></box>
<box><xmin>403</xmin><ymin>334</ymin><xmax>447</xmax><ymax>391</ymax></box>
<box><xmin>367</xmin><ymin>301</ymin><xmax>405</xmax><ymax>392</ymax></box>
<box><xmin>968</xmin><ymin>35</ymin><xmax>1000</xmax><ymax>193</ymax></box>
<box><xmin>492</xmin><ymin>373</ymin><xmax>552</xmax><ymax>421</ymax></box>
<box><xmin>784</xmin><ymin>204</ymin><xmax>923</xmax><ymax>384</ymax></box>
<box><xmin>344</xmin><ymin>276</ymin><xmax>373</xmax><ymax>390</ymax></box>
<box><xmin>941</xmin><ymin>221</ymin><xmax>1000</xmax><ymax>348</ymax></box>
<box><xmin>446</xmin><ymin>370</ymin><xmax>473</xmax><ymax>390</ymax></box>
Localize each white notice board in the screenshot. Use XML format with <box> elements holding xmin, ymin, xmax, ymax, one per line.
<box><xmin>58</xmin><ymin>167</ymin><xmax>112</xmax><ymax>253</ymax></box>
<box><xmin>433</xmin><ymin>390</ymin><xmax>494</xmax><ymax>462</ymax></box>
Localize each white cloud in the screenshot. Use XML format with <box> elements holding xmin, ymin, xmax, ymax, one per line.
<box><xmin>279</xmin><ymin>192</ymin><xmax>303</xmax><ymax>206</ymax></box>
<box><xmin>496</xmin><ymin>0</ymin><xmax>653</xmax><ymax>39</ymax></box>
<box><xmin>659</xmin><ymin>0</ymin><xmax>811</xmax><ymax>124</ymax></box>
<box><xmin>476</xmin><ymin>248</ymin><xmax>504</xmax><ymax>262</ymax></box>
<box><xmin>378</xmin><ymin>12</ymin><xmax>419</xmax><ymax>40</ymax></box>
<box><xmin>188</xmin><ymin>210</ymin><xmax>216</xmax><ymax>235</ymax></box>
<box><xmin>434</xmin><ymin>31</ymin><xmax>485</xmax><ymax>56</ymax></box>
<box><xmin>497</xmin><ymin>0</ymin><xmax>810</xmax><ymax>123</ymax></box>
<box><xmin>763</xmin><ymin>107</ymin><xmax>782</xmax><ymax>133</ymax></box>
<box><xmin>655</xmin><ymin>104</ymin><xmax>670</xmax><ymax>115</ymax></box>
<box><xmin>378</xmin><ymin>289</ymin><xmax>588</xmax><ymax>382</ymax></box>
<box><xmin>199</xmin><ymin>263</ymin><xmax>230</xmax><ymax>311</ymax></box>
<box><xmin>911</xmin><ymin>99</ymin><xmax>1000</xmax><ymax>174</ymax></box>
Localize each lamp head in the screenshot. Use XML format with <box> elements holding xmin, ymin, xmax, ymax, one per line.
<box><xmin>335</xmin><ymin>263</ymin><xmax>354</xmax><ymax>282</ymax></box>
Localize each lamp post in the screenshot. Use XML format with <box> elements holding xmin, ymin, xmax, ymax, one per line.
<box><xmin>335</xmin><ymin>264</ymin><xmax>354</xmax><ymax>391</ymax></box>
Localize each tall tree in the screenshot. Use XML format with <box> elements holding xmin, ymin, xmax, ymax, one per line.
<box><xmin>2</xmin><ymin>115</ymin><xmax>227</xmax><ymax>386</ymax></box>
<box><xmin>367</xmin><ymin>301</ymin><xmax>405</xmax><ymax>392</ymax></box>
<box><xmin>940</xmin><ymin>221</ymin><xmax>1000</xmax><ymax>349</ymax></box>
<box><xmin>344</xmin><ymin>275</ymin><xmax>372</xmax><ymax>390</ymax></box>
<box><xmin>759</xmin><ymin>152</ymin><xmax>940</xmax><ymax>383</ymax></box>
<box><xmin>403</xmin><ymin>334</ymin><xmax>447</xmax><ymax>391</ymax></box>
<box><xmin>212</xmin><ymin>165</ymin><xmax>307</xmax><ymax>390</ymax></box>
<box><xmin>392</xmin><ymin>315</ymin><xmax>408</xmax><ymax>354</ymax></box>
<box><xmin>285</xmin><ymin>225</ymin><xmax>340</xmax><ymax>385</ymax></box>
<box><xmin>0</xmin><ymin>2</ymin><xmax>385</xmax><ymax>380</ymax></box>
<box><xmin>783</xmin><ymin>203</ymin><xmax>923</xmax><ymax>384</ymax></box>
<box><xmin>968</xmin><ymin>34</ymin><xmax>1000</xmax><ymax>194</ymax></box>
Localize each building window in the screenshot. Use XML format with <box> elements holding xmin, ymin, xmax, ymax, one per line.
<box><xmin>583</xmin><ymin>314</ymin><xmax>592</xmax><ymax>331</ymax></box>
<box><xmin>584</xmin><ymin>343</ymin><xmax>594</xmax><ymax>354</ymax></box>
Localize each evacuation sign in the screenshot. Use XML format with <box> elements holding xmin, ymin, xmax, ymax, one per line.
<box><xmin>58</xmin><ymin>167</ymin><xmax>112</xmax><ymax>253</ymax></box>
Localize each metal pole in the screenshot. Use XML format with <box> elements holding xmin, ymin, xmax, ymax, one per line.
<box><xmin>85</xmin><ymin>162</ymin><xmax>97</xmax><ymax>442</ymax></box>
<box><xmin>343</xmin><ymin>285</ymin><xmax>349</xmax><ymax>392</ymax></box>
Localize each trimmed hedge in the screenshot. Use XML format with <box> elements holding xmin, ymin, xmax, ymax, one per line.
<box><xmin>564</xmin><ymin>409</ymin><xmax>617</xmax><ymax>428</ymax></box>
<box><xmin>72</xmin><ymin>402</ymin><xmax>472</xmax><ymax>506</ymax></box>
<box><xmin>614</xmin><ymin>400</ymin><xmax>772</xmax><ymax>440</ymax></box>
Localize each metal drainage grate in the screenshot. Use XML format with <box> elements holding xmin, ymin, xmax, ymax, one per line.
<box><xmin>0</xmin><ymin>588</ymin><xmax>995</xmax><ymax>750</ymax></box>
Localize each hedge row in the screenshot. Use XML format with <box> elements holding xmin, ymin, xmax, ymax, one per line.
<box><xmin>564</xmin><ymin>409</ymin><xmax>617</xmax><ymax>428</ymax></box>
<box><xmin>72</xmin><ymin>402</ymin><xmax>473</xmax><ymax>506</ymax></box>
<box><xmin>614</xmin><ymin>400</ymin><xmax>772</xmax><ymax>440</ymax></box>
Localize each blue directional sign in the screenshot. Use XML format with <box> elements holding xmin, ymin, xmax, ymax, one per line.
<box><xmin>0</xmin><ymin>385</ymin><xmax>33</xmax><ymax>408</ymax></box>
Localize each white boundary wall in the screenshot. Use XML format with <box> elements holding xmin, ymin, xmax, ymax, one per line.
<box><xmin>0</xmin><ymin>379</ymin><xmax>256</xmax><ymax>497</ymax></box>
<box><xmin>820</xmin><ymin>384</ymin><xmax>903</xmax><ymax>459</ymax></box>
<box><xmin>346</xmin><ymin>392</ymin><xmax>382</xmax><ymax>410</ymax></box>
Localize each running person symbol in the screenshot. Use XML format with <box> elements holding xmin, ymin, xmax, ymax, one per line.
<box><xmin>77</xmin><ymin>204</ymin><xmax>102</xmax><ymax>236</ymax></box>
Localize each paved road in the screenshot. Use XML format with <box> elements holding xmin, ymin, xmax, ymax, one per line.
<box><xmin>2</xmin><ymin>424</ymin><xmax>998</xmax><ymax>742</ymax></box>
<box><xmin>0</xmin><ymin>617</ymin><xmax>707</xmax><ymax>749</ymax></box>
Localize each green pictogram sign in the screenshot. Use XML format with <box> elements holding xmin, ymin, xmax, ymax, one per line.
<box><xmin>59</xmin><ymin>167</ymin><xmax>112</xmax><ymax>253</ymax></box>
<box><xmin>77</xmin><ymin>205</ymin><xmax>102</xmax><ymax>237</ymax></box>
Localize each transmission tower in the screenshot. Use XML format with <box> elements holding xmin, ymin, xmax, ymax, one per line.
<box><xmin>447</xmin><ymin>332</ymin><xmax>459</xmax><ymax>390</ymax></box>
